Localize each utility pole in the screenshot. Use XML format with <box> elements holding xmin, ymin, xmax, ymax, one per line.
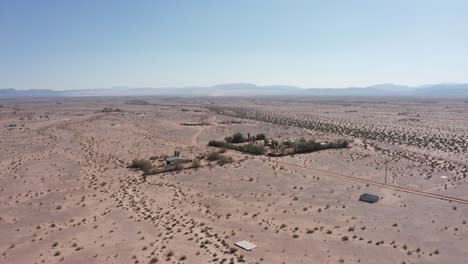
<box><xmin>384</xmin><ymin>160</ymin><xmax>388</xmax><ymax>184</ymax></box>
<box><xmin>137</xmin><ymin>141</ymin><xmax>141</xmax><ymax>158</ymax></box>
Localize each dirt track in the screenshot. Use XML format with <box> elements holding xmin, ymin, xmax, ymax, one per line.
<box><xmin>275</xmin><ymin>160</ymin><xmax>468</xmax><ymax>205</ymax></box>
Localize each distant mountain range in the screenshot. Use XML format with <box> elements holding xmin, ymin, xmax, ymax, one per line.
<box><xmin>1</xmin><ymin>83</ymin><xmax>468</xmax><ymax>98</ymax></box>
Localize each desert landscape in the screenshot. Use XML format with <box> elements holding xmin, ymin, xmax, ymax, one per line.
<box><xmin>1</xmin><ymin>97</ymin><xmax>467</xmax><ymax>264</ymax></box>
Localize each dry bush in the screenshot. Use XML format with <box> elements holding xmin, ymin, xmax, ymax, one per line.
<box><xmin>219</xmin><ymin>148</ymin><xmax>227</xmax><ymax>153</ymax></box>
<box><xmin>191</xmin><ymin>159</ymin><xmax>201</xmax><ymax>168</ymax></box>
<box><xmin>209</xmin><ymin>140</ymin><xmax>266</xmax><ymax>155</ymax></box>
<box><xmin>196</xmin><ymin>153</ymin><xmax>207</xmax><ymax>160</ymax></box>
<box><xmin>129</xmin><ymin>159</ymin><xmax>153</xmax><ymax>174</ymax></box>
<box><xmin>217</xmin><ymin>155</ymin><xmax>233</xmax><ymax>166</ymax></box>
<box><xmin>206</xmin><ymin>151</ymin><xmax>222</xmax><ymax>161</ymax></box>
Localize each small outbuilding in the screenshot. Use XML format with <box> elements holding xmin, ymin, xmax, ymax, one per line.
<box><xmin>235</xmin><ymin>240</ymin><xmax>258</xmax><ymax>251</ymax></box>
<box><xmin>165</xmin><ymin>157</ymin><xmax>188</xmax><ymax>165</ymax></box>
<box><xmin>359</xmin><ymin>193</ymin><xmax>379</xmax><ymax>204</ymax></box>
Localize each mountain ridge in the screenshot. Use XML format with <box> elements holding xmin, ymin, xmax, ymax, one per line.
<box><xmin>1</xmin><ymin>83</ymin><xmax>468</xmax><ymax>98</ymax></box>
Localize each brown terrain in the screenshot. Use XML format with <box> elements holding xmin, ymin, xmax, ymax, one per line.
<box><xmin>1</xmin><ymin>97</ymin><xmax>467</xmax><ymax>264</ymax></box>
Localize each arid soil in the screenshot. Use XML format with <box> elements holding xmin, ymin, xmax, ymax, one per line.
<box><xmin>1</xmin><ymin>97</ymin><xmax>467</xmax><ymax>264</ymax></box>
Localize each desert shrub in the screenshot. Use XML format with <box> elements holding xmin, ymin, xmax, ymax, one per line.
<box><xmin>208</xmin><ymin>140</ymin><xmax>229</xmax><ymax>148</ymax></box>
<box><xmin>293</xmin><ymin>139</ymin><xmax>321</xmax><ymax>153</ymax></box>
<box><xmin>129</xmin><ymin>159</ymin><xmax>153</xmax><ymax>174</ymax></box>
<box><xmin>255</xmin><ymin>133</ymin><xmax>266</xmax><ymax>140</ymax></box>
<box><xmin>282</xmin><ymin>140</ymin><xmax>295</xmax><ymax>148</ymax></box>
<box><xmin>196</xmin><ymin>153</ymin><xmax>207</xmax><ymax>160</ymax></box>
<box><xmin>224</xmin><ymin>132</ymin><xmax>265</xmax><ymax>143</ymax></box>
<box><xmin>191</xmin><ymin>159</ymin><xmax>201</xmax><ymax>168</ymax></box>
<box><xmin>209</xmin><ymin>140</ymin><xmax>266</xmax><ymax>155</ymax></box>
<box><xmin>217</xmin><ymin>155</ymin><xmax>234</xmax><ymax>165</ymax></box>
<box><xmin>237</xmin><ymin>143</ymin><xmax>266</xmax><ymax>155</ymax></box>
<box><xmin>205</xmin><ymin>151</ymin><xmax>234</xmax><ymax>165</ymax></box>
<box><xmin>159</xmin><ymin>164</ymin><xmax>183</xmax><ymax>173</ymax></box>
<box><xmin>292</xmin><ymin>139</ymin><xmax>349</xmax><ymax>155</ymax></box>
<box><xmin>331</xmin><ymin>139</ymin><xmax>349</xmax><ymax>148</ymax></box>
<box><xmin>173</xmin><ymin>164</ymin><xmax>183</xmax><ymax>171</ymax></box>
<box><xmin>206</xmin><ymin>151</ymin><xmax>222</xmax><ymax>161</ymax></box>
<box><xmin>225</xmin><ymin>132</ymin><xmax>245</xmax><ymax>143</ymax></box>
<box><xmin>270</xmin><ymin>139</ymin><xmax>279</xmax><ymax>149</ymax></box>
<box><xmin>218</xmin><ymin>148</ymin><xmax>227</xmax><ymax>153</ymax></box>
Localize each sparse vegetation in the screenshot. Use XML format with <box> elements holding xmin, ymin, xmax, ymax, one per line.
<box><xmin>209</xmin><ymin>133</ymin><xmax>347</xmax><ymax>156</ymax></box>
<box><xmin>292</xmin><ymin>138</ymin><xmax>349</xmax><ymax>154</ymax></box>
<box><xmin>191</xmin><ymin>159</ymin><xmax>201</xmax><ymax>168</ymax></box>
<box><xmin>224</xmin><ymin>132</ymin><xmax>266</xmax><ymax>143</ymax></box>
<box><xmin>207</xmin><ymin>151</ymin><xmax>222</xmax><ymax>161</ymax></box>
<box><xmin>5</xmin><ymin>97</ymin><xmax>468</xmax><ymax>264</ymax></box>
<box><xmin>208</xmin><ymin>140</ymin><xmax>266</xmax><ymax>155</ymax></box>
<box><xmin>216</xmin><ymin>155</ymin><xmax>234</xmax><ymax>165</ymax></box>
<box><xmin>126</xmin><ymin>100</ymin><xmax>150</xmax><ymax>105</ymax></box>
<box><xmin>205</xmin><ymin>150</ymin><xmax>234</xmax><ymax>165</ymax></box>
<box><xmin>129</xmin><ymin>158</ymin><xmax>184</xmax><ymax>175</ymax></box>
<box><xmin>101</xmin><ymin>107</ymin><xmax>122</xmax><ymax>113</ymax></box>
<box><xmin>129</xmin><ymin>159</ymin><xmax>153</xmax><ymax>174</ymax></box>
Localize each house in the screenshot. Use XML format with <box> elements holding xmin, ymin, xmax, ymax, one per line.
<box><xmin>359</xmin><ymin>193</ymin><xmax>379</xmax><ymax>203</ymax></box>
<box><xmin>165</xmin><ymin>157</ymin><xmax>188</xmax><ymax>165</ymax></box>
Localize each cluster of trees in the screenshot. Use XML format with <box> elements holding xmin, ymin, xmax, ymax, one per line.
<box><xmin>265</xmin><ymin>138</ymin><xmax>350</xmax><ymax>156</ymax></box>
<box><xmin>208</xmin><ymin>140</ymin><xmax>266</xmax><ymax>155</ymax></box>
<box><xmin>209</xmin><ymin>131</ymin><xmax>348</xmax><ymax>157</ymax></box>
<box><xmin>224</xmin><ymin>132</ymin><xmax>266</xmax><ymax>144</ymax></box>
<box><xmin>292</xmin><ymin>138</ymin><xmax>349</xmax><ymax>154</ymax></box>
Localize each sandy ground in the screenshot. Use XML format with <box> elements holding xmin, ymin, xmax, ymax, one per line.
<box><xmin>0</xmin><ymin>97</ymin><xmax>467</xmax><ymax>264</ymax></box>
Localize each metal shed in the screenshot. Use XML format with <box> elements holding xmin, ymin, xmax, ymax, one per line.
<box><xmin>235</xmin><ymin>240</ymin><xmax>258</xmax><ymax>251</ymax></box>
<box><xmin>359</xmin><ymin>193</ymin><xmax>379</xmax><ymax>203</ymax></box>
<box><xmin>165</xmin><ymin>157</ymin><xmax>188</xmax><ymax>165</ymax></box>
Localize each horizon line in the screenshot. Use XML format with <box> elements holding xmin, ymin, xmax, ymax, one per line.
<box><xmin>3</xmin><ymin>82</ymin><xmax>467</xmax><ymax>91</ymax></box>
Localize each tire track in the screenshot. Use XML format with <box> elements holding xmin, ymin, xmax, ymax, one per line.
<box><xmin>274</xmin><ymin>159</ymin><xmax>468</xmax><ymax>205</ymax></box>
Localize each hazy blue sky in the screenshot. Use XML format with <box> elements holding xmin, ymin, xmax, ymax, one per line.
<box><xmin>1</xmin><ymin>0</ymin><xmax>467</xmax><ymax>90</ymax></box>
